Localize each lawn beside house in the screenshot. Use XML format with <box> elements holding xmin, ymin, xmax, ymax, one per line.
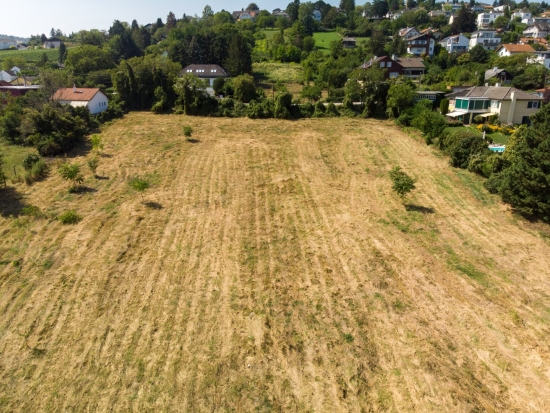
<box><xmin>446</xmin><ymin>125</ymin><xmax>510</xmax><ymax>145</ymax></box>
<box><xmin>312</xmin><ymin>31</ymin><xmax>342</xmax><ymax>52</ymax></box>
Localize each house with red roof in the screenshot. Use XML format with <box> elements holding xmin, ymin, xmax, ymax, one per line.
<box><xmin>52</xmin><ymin>86</ymin><xmax>108</xmax><ymax>114</ymax></box>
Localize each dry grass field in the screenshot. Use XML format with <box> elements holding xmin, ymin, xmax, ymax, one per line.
<box><xmin>1</xmin><ymin>113</ymin><xmax>550</xmax><ymax>412</ymax></box>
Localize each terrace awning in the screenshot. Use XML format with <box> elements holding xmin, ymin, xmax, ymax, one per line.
<box><xmin>477</xmin><ymin>112</ymin><xmax>495</xmax><ymax>117</ymax></box>
<box><xmin>446</xmin><ymin>111</ymin><xmax>464</xmax><ymax>117</ymax></box>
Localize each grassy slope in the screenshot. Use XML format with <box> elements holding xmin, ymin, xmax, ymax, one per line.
<box><xmin>0</xmin><ymin>48</ymin><xmax>60</xmax><ymax>65</ymax></box>
<box><xmin>312</xmin><ymin>31</ymin><xmax>342</xmax><ymax>53</ymax></box>
<box><xmin>1</xmin><ymin>114</ymin><xmax>550</xmax><ymax>412</ymax></box>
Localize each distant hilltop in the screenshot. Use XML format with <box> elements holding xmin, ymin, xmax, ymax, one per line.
<box><xmin>0</xmin><ymin>34</ymin><xmax>30</xmax><ymax>42</ymax></box>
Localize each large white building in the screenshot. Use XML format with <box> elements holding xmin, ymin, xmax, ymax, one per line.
<box><xmin>0</xmin><ymin>38</ymin><xmax>16</xmax><ymax>50</ymax></box>
<box><xmin>477</xmin><ymin>12</ymin><xmax>503</xmax><ymax>27</ymax></box>
<box><xmin>469</xmin><ymin>30</ymin><xmax>501</xmax><ymax>51</ymax></box>
<box><xmin>440</xmin><ymin>34</ymin><xmax>469</xmax><ymax>53</ymax></box>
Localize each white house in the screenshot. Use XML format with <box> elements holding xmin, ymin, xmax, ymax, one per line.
<box><xmin>312</xmin><ymin>9</ymin><xmax>321</xmax><ymax>22</ymax></box>
<box><xmin>523</xmin><ymin>22</ymin><xmax>550</xmax><ymax>38</ymax></box>
<box><xmin>0</xmin><ymin>38</ymin><xmax>16</xmax><ymax>50</ymax></box>
<box><xmin>528</xmin><ymin>51</ymin><xmax>550</xmax><ymax>69</ymax></box>
<box><xmin>0</xmin><ymin>70</ymin><xmax>18</xmax><ymax>82</ymax></box>
<box><xmin>477</xmin><ymin>12</ymin><xmax>503</xmax><ymax>27</ymax></box>
<box><xmin>446</xmin><ymin>86</ymin><xmax>543</xmax><ymax>125</ymax></box>
<box><xmin>43</xmin><ymin>37</ymin><xmax>61</xmax><ymax>48</ymax></box>
<box><xmin>399</xmin><ymin>27</ymin><xmax>420</xmax><ymax>39</ymax></box>
<box><xmin>405</xmin><ymin>33</ymin><xmax>435</xmax><ymax>56</ymax></box>
<box><xmin>440</xmin><ymin>34</ymin><xmax>469</xmax><ymax>53</ymax></box>
<box><xmin>512</xmin><ymin>9</ymin><xmax>531</xmax><ymax>21</ymax></box>
<box><xmin>180</xmin><ymin>64</ymin><xmax>229</xmax><ymax>87</ymax></box>
<box><xmin>496</xmin><ymin>43</ymin><xmax>535</xmax><ymax>57</ymax></box>
<box><xmin>52</xmin><ymin>87</ymin><xmax>109</xmax><ymax>115</ymax></box>
<box><xmin>469</xmin><ymin>30</ymin><xmax>501</xmax><ymax>51</ymax></box>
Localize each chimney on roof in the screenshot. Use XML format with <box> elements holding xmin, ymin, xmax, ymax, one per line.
<box><xmin>392</xmin><ymin>54</ymin><xmax>398</xmax><ymax>61</ymax></box>
<box><xmin>493</xmin><ymin>66</ymin><xmax>498</xmax><ymax>72</ymax></box>
<box><xmin>73</xmin><ymin>84</ymin><xmax>76</xmax><ymax>93</ymax></box>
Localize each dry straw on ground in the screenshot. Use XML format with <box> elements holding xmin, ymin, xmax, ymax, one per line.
<box><xmin>0</xmin><ymin>113</ymin><xmax>549</xmax><ymax>412</ymax></box>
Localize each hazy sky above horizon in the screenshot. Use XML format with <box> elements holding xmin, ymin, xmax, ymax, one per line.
<box><xmin>2</xmin><ymin>0</ymin><xmax>340</xmax><ymax>38</ymax></box>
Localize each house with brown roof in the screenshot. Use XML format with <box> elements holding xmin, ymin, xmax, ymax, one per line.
<box><xmin>357</xmin><ymin>56</ymin><xmax>403</xmax><ymax>79</ymax></box>
<box><xmin>496</xmin><ymin>43</ymin><xmax>535</xmax><ymax>57</ymax></box>
<box><xmin>446</xmin><ymin>86</ymin><xmax>542</xmax><ymax>125</ymax></box>
<box><xmin>181</xmin><ymin>64</ymin><xmax>229</xmax><ymax>87</ymax></box>
<box><xmin>405</xmin><ymin>33</ymin><xmax>435</xmax><ymax>56</ymax></box>
<box><xmin>52</xmin><ymin>86</ymin><xmax>108</xmax><ymax>114</ymax></box>
<box><xmin>232</xmin><ymin>10</ymin><xmax>261</xmax><ymax>21</ymax></box>
<box><xmin>395</xmin><ymin>57</ymin><xmax>427</xmax><ymax>78</ymax></box>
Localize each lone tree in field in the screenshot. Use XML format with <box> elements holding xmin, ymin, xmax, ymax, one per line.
<box><xmin>87</xmin><ymin>156</ymin><xmax>100</xmax><ymax>177</ymax></box>
<box><xmin>58</xmin><ymin>162</ymin><xmax>84</xmax><ymax>191</ymax></box>
<box><xmin>129</xmin><ymin>177</ymin><xmax>150</xmax><ymax>201</ymax></box>
<box><xmin>389</xmin><ymin>166</ymin><xmax>416</xmax><ymax>201</ymax></box>
<box><xmin>91</xmin><ymin>135</ymin><xmax>104</xmax><ymax>153</ymax></box>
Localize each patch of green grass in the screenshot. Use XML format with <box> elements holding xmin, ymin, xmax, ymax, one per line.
<box><xmin>0</xmin><ymin>143</ymin><xmax>41</xmax><ymax>184</ymax></box>
<box><xmin>0</xmin><ymin>48</ymin><xmax>64</xmax><ymax>65</ymax></box>
<box><xmin>445</xmin><ymin>125</ymin><xmax>510</xmax><ymax>145</ymax></box>
<box><xmin>253</xmin><ymin>62</ymin><xmax>304</xmax><ymax>83</ymax></box>
<box><xmin>312</xmin><ymin>31</ymin><xmax>342</xmax><ymax>53</ymax></box>
<box><xmin>58</xmin><ymin>210</ymin><xmax>82</xmax><ymax>225</ymax></box>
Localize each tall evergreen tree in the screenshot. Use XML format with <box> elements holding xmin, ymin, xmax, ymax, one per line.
<box><xmin>58</xmin><ymin>42</ymin><xmax>67</xmax><ymax>63</ymax></box>
<box><xmin>225</xmin><ymin>34</ymin><xmax>252</xmax><ymax>76</ymax></box>
<box><xmin>166</xmin><ymin>12</ymin><xmax>177</xmax><ymax>31</ymax></box>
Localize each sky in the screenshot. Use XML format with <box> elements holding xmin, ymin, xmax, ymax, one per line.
<box><xmin>2</xmin><ymin>0</ymin><xmax>340</xmax><ymax>38</ymax></box>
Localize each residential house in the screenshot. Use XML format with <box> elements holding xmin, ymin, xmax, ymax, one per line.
<box><xmin>442</xmin><ymin>2</ymin><xmax>463</xmax><ymax>13</ymax></box>
<box><xmin>484</xmin><ymin>67</ymin><xmax>513</xmax><ymax>84</ymax></box>
<box><xmin>342</xmin><ymin>37</ymin><xmax>356</xmax><ymax>48</ymax></box>
<box><xmin>523</xmin><ymin>22</ymin><xmax>550</xmax><ymax>38</ymax></box>
<box><xmin>476</xmin><ymin>12</ymin><xmax>503</xmax><ymax>27</ymax></box>
<box><xmin>446</xmin><ymin>86</ymin><xmax>542</xmax><ymax>125</ymax></box>
<box><xmin>405</xmin><ymin>33</ymin><xmax>435</xmax><ymax>56</ymax></box>
<box><xmin>395</xmin><ymin>57</ymin><xmax>427</xmax><ymax>78</ymax></box>
<box><xmin>357</xmin><ymin>56</ymin><xmax>403</xmax><ymax>79</ymax></box>
<box><xmin>519</xmin><ymin>37</ymin><xmax>549</xmax><ymax>49</ymax></box>
<box><xmin>399</xmin><ymin>27</ymin><xmax>420</xmax><ymax>39</ymax></box>
<box><xmin>414</xmin><ymin>91</ymin><xmax>446</xmax><ymax>105</ymax></box>
<box><xmin>312</xmin><ymin>9</ymin><xmax>322</xmax><ymax>22</ymax></box>
<box><xmin>0</xmin><ymin>84</ymin><xmax>41</xmax><ymax>97</ymax></box>
<box><xmin>440</xmin><ymin>34</ymin><xmax>469</xmax><ymax>53</ymax></box>
<box><xmin>448</xmin><ymin>14</ymin><xmax>458</xmax><ymax>25</ymax></box>
<box><xmin>52</xmin><ymin>86</ymin><xmax>109</xmax><ymax>114</ymax></box>
<box><xmin>232</xmin><ymin>10</ymin><xmax>261</xmax><ymax>21</ymax></box>
<box><xmin>512</xmin><ymin>9</ymin><xmax>532</xmax><ymax>22</ymax></box>
<box><xmin>0</xmin><ymin>70</ymin><xmax>18</xmax><ymax>82</ymax></box>
<box><xmin>420</xmin><ymin>27</ymin><xmax>444</xmax><ymax>41</ymax></box>
<box><xmin>528</xmin><ymin>51</ymin><xmax>550</xmax><ymax>69</ymax></box>
<box><xmin>470</xmin><ymin>4</ymin><xmax>487</xmax><ymax>13</ymax></box>
<box><xmin>469</xmin><ymin>30</ymin><xmax>501</xmax><ymax>51</ymax></box>
<box><xmin>496</xmin><ymin>43</ymin><xmax>535</xmax><ymax>56</ymax></box>
<box><xmin>492</xmin><ymin>5</ymin><xmax>507</xmax><ymax>12</ymax></box>
<box><xmin>272</xmin><ymin>9</ymin><xmax>290</xmax><ymax>19</ymax></box>
<box><xmin>428</xmin><ymin>10</ymin><xmax>447</xmax><ymax>18</ymax></box>
<box><xmin>180</xmin><ymin>64</ymin><xmax>229</xmax><ymax>87</ymax></box>
<box><xmin>535</xmin><ymin>87</ymin><xmax>549</xmax><ymax>98</ymax></box>
<box><xmin>521</xmin><ymin>16</ymin><xmax>550</xmax><ymax>25</ymax></box>
<box><xmin>43</xmin><ymin>37</ymin><xmax>61</xmax><ymax>48</ymax></box>
<box><xmin>0</xmin><ymin>38</ymin><xmax>16</xmax><ymax>50</ymax></box>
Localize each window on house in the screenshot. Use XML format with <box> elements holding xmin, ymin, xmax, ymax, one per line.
<box><xmin>527</xmin><ymin>101</ymin><xmax>539</xmax><ymax>108</ymax></box>
<box><xmin>389</xmin><ymin>72</ymin><xmax>398</xmax><ymax>78</ymax></box>
<box><xmin>380</xmin><ymin>62</ymin><xmax>385</xmax><ymax>68</ymax></box>
<box><xmin>491</xmin><ymin>100</ymin><xmax>500</xmax><ymax>108</ymax></box>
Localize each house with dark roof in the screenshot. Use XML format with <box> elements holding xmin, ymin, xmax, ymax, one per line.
<box><xmin>52</xmin><ymin>86</ymin><xmax>109</xmax><ymax>114</ymax></box>
<box><xmin>342</xmin><ymin>37</ymin><xmax>356</xmax><ymax>48</ymax></box>
<box><xmin>181</xmin><ymin>64</ymin><xmax>229</xmax><ymax>87</ymax></box>
<box><xmin>0</xmin><ymin>38</ymin><xmax>16</xmax><ymax>50</ymax></box>
<box><xmin>232</xmin><ymin>10</ymin><xmax>261</xmax><ymax>21</ymax></box>
<box><xmin>496</xmin><ymin>43</ymin><xmax>535</xmax><ymax>57</ymax></box>
<box><xmin>523</xmin><ymin>22</ymin><xmax>550</xmax><ymax>38</ymax></box>
<box><xmin>395</xmin><ymin>57</ymin><xmax>427</xmax><ymax>78</ymax></box>
<box><xmin>485</xmin><ymin>67</ymin><xmax>513</xmax><ymax>84</ymax></box>
<box><xmin>43</xmin><ymin>37</ymin><xmax>61</xmax><ymax>48</ymax></box>
<box><xmin>357</xmin><ymin>56</ymin><xmax>403</xmax><ymax>79</ymax></box>
<box><xmin>405</xmin><ymin>33</ymin><xmax>435</xmax><ymax>56</ymax></box>
<box><xmin>445</xmin><ymin>86</ymin><xmax>542</xmax><ymax>125</ymax></box>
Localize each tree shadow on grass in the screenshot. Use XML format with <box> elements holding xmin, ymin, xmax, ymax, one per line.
<box><xmin>0</xmin><ymin>187</ymin><xmax>26</xmax><ymax>217</ymax></box>
<box><xmin>144</xmin><ymin>201</ymin><xmax>163</xmax><ymax>210</ymax></box>
<box><xmin>94</xmin><ymin>175</ymin><xmax>109</xmax><ymax>181</ymax></box>
<box><xmin>405</xmin><ymin>204</ymin><xmax>435</xmax><ymax>214</ymax></box>
<box><xmin>186</xmin><ymin>138</ymin><xmax>200</xmax><ymax>144</ymax></box>
<box><xmin>69</xmin><ymin>186</ymin><xmax>98</xmax><ymax>194</ymax></box>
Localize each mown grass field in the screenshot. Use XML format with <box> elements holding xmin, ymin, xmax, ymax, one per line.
<box><xmin>1</xmin><ymin>113</ymin><xmax>550</xmax><ymax>412</ymax></box>
<box><xmin>312</xmin><ymin>31</ymin><xmax>342</xmax><ymax>53</ymax></box>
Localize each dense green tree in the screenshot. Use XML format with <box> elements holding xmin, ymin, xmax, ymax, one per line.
<box><xmin>386</xmin><ymin>81</ymin><xmax>415</xmax><ymax>117</ymax></box>
<box><xmin>65</xmin><ymin>45</ymin><xmax>114</xmax><ymax>73</ymax></box>
<box><xmin>368</xmin><ymin>30</ymin><xmax>386</xmax><ymax>57</ymax></box>
<box><xmin>469</xmin><ymin>44</ymin><xmax>489</xmax><ymax>63</ymax></box>
<box><xmin>451</xmin><ymin>5</ymin><xmax>477</xmax><ymax>33</ymax></box>
<box><xmin>58</xmin><ymin>42</ymin><xmax>67</xmax><ymax>63</ymax></box>
<box><xmin>225</xmin><ymin>34</ymin><xmax>252</xmax><ymax>75</ymax></box>
<box><xmin>166</xmin><ymin>12</ymin><xmax>177</xmax><ymax>31</ymax></box>
<box><xmin>286</xmin><ymin>0</ymin><xmax>301</xmax><ymax>22</ymax></box>
<box><xmin>232</xmin><ymin>74</ymin><xmax>257</xmax><ymax>102</ymax></box>
<box><xmin>246</xmin><ymin>3</ymin><xmax>260</xmax><ymax>10</ymax></box>
<box><xmin>389</xmin><ymin>166</ymin><xmax>417</xmax><ymax>201</ymax></box>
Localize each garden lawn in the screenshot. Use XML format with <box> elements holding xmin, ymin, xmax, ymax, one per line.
<box><xmin>312</xmin><ymin>31</ymin><xmax>342</xmax><ymax>53</ymax></box>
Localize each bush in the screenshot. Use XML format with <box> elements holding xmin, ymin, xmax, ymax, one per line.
<box><xmin>325</xmin><ymin>103</ymin><xmax>340</xmax><ymax>117</ymax></box>
<box><xmin>273</xmin><ymin>92</ymin><xmax>293</xmax><ymax>119</ymax></box>
<box><xmin>446</xmin><ymin>120</ymin><xmax>464</xmax><ymax>127</ymax></box>
<box><xmin>24</xmin><ymin>159</ymin><xmax>48</xmax><ymax>185</ymax></box>
<box><xmin>21</xmin><ymin>205</ymin><xmax>45</xmax><ymax>219</ymax></box>
<box><xmin>58</xmin><ymin>210</ymin><xmax>82</xmax><ymax>225</ymax></box>
<box><xmin>183</xmin><ymin>126</ymin><xmax>193</xmax><ymax>137</ymax></box>
<box><xmin>312</xmin><ymin>101</ymin><xmax>326</xmax><ymax>118</ymax></box>
<box><xmin>22</xmin><ymin>153</ymin><xmax>41</xmax><ymax>171</ymax></box>
<box><xmin>299</xmin><ymin>102</ymin><xmax>315</xmax><ymax>118</ymax></box>
<box><xmin>247</xmin><ymin>99</ymin><xmax>274</xmax><ymax>119</ymax></box>
<box><xmin>473</xmin><ymin>115</ymin><xmax>484</xmax><ymax>124</ymax></box>
<box><xmin>450</xmin><ymin>134</ymin><xmax>489</xmax><ymax>169</ymax></box>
